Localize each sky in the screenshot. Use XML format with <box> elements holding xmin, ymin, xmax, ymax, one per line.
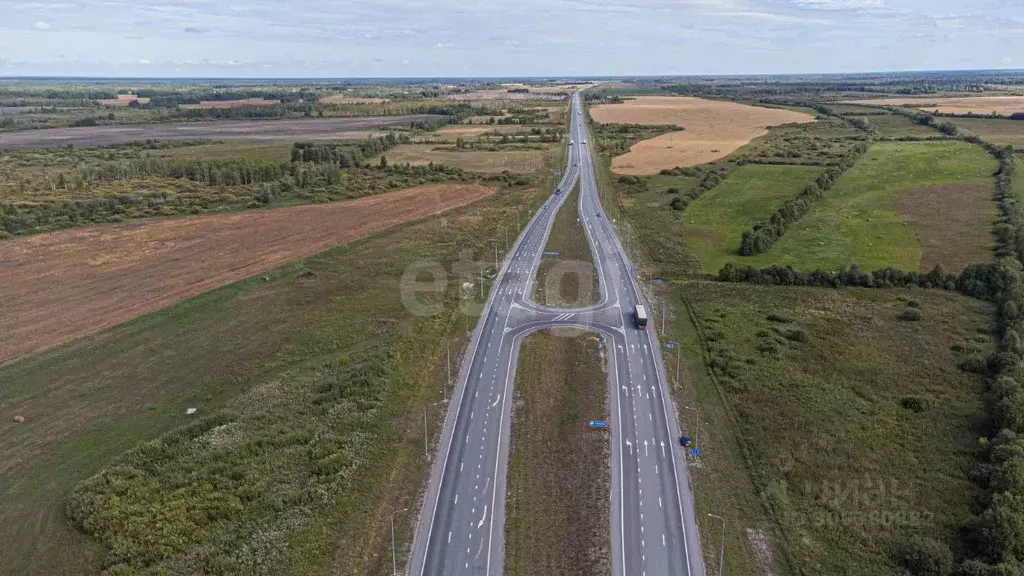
<box><xmin>1</xmin><ymin>0</ymin><xmax>1022</xmax><ymax>78</ymax></box>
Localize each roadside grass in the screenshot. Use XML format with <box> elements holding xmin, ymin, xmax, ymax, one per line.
<box><xmin>742</xmin><ymin>140</ymin><xmax>997</xmax><ymax>272</ymax></box>
<box><xmin>378</xmin><ymin>143</ymin><xmax>554</xmax><ymax>173</ymax></box>
<box><xmin>532</xmin><ymin>183</ymin><xmax>599</xmax><ymax>306</ymax></box>
<box><xmin>949</xmin><ymin>117</ymin><xmax>1024</xmax><ymax>147</ymax></box>
<box><xmin>683</xmin><ymin>164</ymin><xmax>823</xmax><ymax>273</ymax></box>
<box><xmin>866</xmin><ymin>114</ymin><xmax>945</xmax><ymax>138</ymax></box>
<box><xmin>504</xmin><ymin>330</ymin><xmax>610</xmax><ymax>576</ymax></box>
<box><xmin>670</xmin><ymin>281</ymin><xmax>993</xmax><ymax>576</ymax></box>
<box><xmin>0</xmin><ymin>184</ymin><xmax>535</xmax><ymax>576</ymax></box>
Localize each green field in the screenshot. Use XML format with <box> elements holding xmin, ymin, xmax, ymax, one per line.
<box><xmin>866</xmin><ymin>114</ymin><xmax>944</xmax><ymax>138</ymax></box>
<box><xmin>684</xmin><ymin>164</ymin><xmax>823</xmax><ymax>273</ymax></box>
<box><xmin>0</xmin><ymin>186</ymin><xmax>531</xmax><ymax>576</ymax></box>
<box><xmin>669</xmin><ymin>282</ymin><xmax>993</xmax><ymax>575</ymax></box>
<box><xmin>738</xmin><ymin>141</ymin><xmax>996</xmax><ymax>272</ymax></box>
<box><xmin>504</xmin><ymin>330</ymin><xmax>610</xmax><ymax>576</ymax></box>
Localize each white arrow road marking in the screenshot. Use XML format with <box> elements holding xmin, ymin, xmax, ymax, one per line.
<box><xmin>490</xmin><ymin>394</ymin><xmax>501</xmax><ymax>408</ymax></box>
<box><xmin>477</xmin><ymin>505</ymin><xmax>488</xmax><ymax>529</ymax></box>
<box><xmin>644</xmin><ymin>440</ymin><xmax>648</xmax><ymax>457</ymax></box>
<box><xmin>660</xmin><ymin>441</ymin><xmax>666</xmax><ymax>458</ymax></box>
<box><xmin>626</xmin><ymin>439</ymin><xmax>633</xmax><ymax>454</ymax></box>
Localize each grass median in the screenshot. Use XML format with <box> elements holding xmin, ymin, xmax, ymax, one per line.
<box><xmin>504</xmin><ymin>330</ymin><xmax>611</xmax><ymax>576</ymax></box>
<box><xmin>532</xmin><ymin>183</ymin><xmax>600</xmax><ymax>306</ymax></box>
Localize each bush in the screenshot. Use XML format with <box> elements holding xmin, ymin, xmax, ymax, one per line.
<box><xmin>901</xmin><ymin>395</ymin><xmax>931</xmax><ymax>413</ymax></box>
<box><xmin>899</xmin><ymin>309</ymin><xmax>924</xmax><ymax>321</ymax></box>
<box><xmin>896</xmin><ymin>535</ymin><xmax>954</xmax><ymax>576</ymax></box>
<box><xmin>766</xmin><ymin>313</ymin><xmax>793</xmax><ymax>324</ymax></box>
<box><xmin>669</xmin><ymin>197</ymin><xmax>686</xmax><ymax>211</ymax></box>
<box><xmin>784</xmin><ymin>328</ymin><xmax>810</xmax><ymax>342</ymax></box>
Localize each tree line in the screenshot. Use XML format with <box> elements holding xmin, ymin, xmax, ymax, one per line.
<box><xmin>738</xmin><ymin>144</ymin><xmax>868</xmax><ymax>255</ymax></box>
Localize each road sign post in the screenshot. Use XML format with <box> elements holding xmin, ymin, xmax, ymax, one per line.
<box><xmin>588</xmin><ymin>420</ymin><xmax>608</xmax><ymax>429</ymax></box>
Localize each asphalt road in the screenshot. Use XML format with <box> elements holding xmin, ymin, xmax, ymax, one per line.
<box><xmin>408</xmin><ymin>92</ymin><xmax>704</xmax><ymax>576</ymax></box>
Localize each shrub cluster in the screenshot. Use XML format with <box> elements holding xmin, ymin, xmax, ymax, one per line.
<box><xmin>737</xmin><ymin>144</ymin><xmax>869</xmax><ymax>255</ymax></box>
<box><xmin>717</xmin><ymin>261</ymin><xmax>964</xmax><ymax>291</ymax></box>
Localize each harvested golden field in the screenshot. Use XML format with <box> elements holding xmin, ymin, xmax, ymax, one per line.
<box><xmin>0</xmin><ymin>183</ymin><xmax>494</xmax><ymax>365</ymax></box>
<box><xmin>96</xmin><ymin>95</ymin><xmax>150</xmax><ymax>106</ymax></box>
<box><xmin>178</xmin><ymin>98</ymin><xmax>282</xmax><ymax>109</ymax></box>
<box><xmin>320</xmin><ymin>95</ymin><xmax>390</xmax><ymax>104</ymax></box>
<box><xmin>848</xmin><ymin>95</ymin><xmax>1024</xmax><ymax>115</ymax></box>
<box><xmin>381</xmin><ymin>143</ymin><xmax>552</xmax><ymax>173</ymax></box>
<box><xmin>590</xmin><ymin>96</ymin><xmax>816</xmax><ymax>174</ymax></box>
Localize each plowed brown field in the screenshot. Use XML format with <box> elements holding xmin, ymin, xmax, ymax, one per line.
<box><xmin>590</xmin><ymin>96</ymin><xmax>816</xmax><ymax>174</ymax></box>
<box><xmin>0</xmin><ymin>183</ymin><xmax>494</xmax><ymax>364</ymax></box>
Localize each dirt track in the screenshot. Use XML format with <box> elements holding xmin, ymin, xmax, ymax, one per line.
<box><xmin>0</xmin><ymin>115</ymin><xmax>440</xmax><ymax>150</ymax></box>
<box><xmin>0</xmin><ymin>183</ymin><xmax>494</xmax><ymax>364</ymax></box>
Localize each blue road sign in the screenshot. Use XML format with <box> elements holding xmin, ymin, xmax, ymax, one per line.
<box><xmin>665</xmin><ymin>342</ymin><xmax>675</xmax><ymax>349</ymax></box>
<box><xmin>553</xmin><ymin>170</ymin><xmax>561</xmax><ymax>176</ymax></box>
<box><xmin>652</xmin><ymin>278</ymin><xmax>664</xmax><ymax>284</ymax></box>
<box><xmin>691</xmin><ymin>448</ymin><xmax>702</xmax><ymax>456</ymax></box>
<box><xmin>588</xmin><ymin>420</ymin><xmax>608</xmax><ymax>429</ymax></box>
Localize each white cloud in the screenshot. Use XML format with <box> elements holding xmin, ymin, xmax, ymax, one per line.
<box><xmin>790</xmin><ymin>0</ymin><xmax>885</xmax><ymax>9</ymax></box>
<box><xmin>32</xmin><ymin>20</ymin><xmax>52</xmax><ymax>30</ymax></box>
<box><xmin>711</xmin><ymin>11</ymin><xmax>831</xmax><ymax>24</ymax></box>
<box><xmin>138</xmin><ymin>58</ymin><xmax>150</xmax><ymax>64</ymax></box>
<box><xmin>433</xmin><ymin>42</ymin><xmax>453</xmax><ymax>48</ymax></box>
<box><xmin>1002</xmin><ymin>56</ymin><xmax>1013</xmax><ymax>65</ymax></box>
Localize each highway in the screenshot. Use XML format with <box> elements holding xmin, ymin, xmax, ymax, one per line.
<box><xmin>408</xmin><ymin>92</ymin><xmax>705</xmax><ymax>576</ymax></box>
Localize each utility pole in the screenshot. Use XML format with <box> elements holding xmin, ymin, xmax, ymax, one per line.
<box><xmin>424</xmin><ymin>409</ymin><xmax>429</xmax><ymax>458</ymax></box>
<box><xmin>446</xmin><ymin>342</ymin><xmax>451</xmax><ymax>402</ymax></box>
<box><xmin>708</xmin><ymin>513</ymin><xmax>725</xmax><ymax>576</ymax></box>
<box><xmin>392</xmin><ymin>507</ymin><xmax>409</xmax><ymax>576</ymax></box>
<box><xmin>494</xmin><ymin>244</ymin><xmax>498</xmax><ymax>269</ymax></box>
<box><xmin>676</xmin><ymin>347</ymin><xmax>682</xmax><ymax>389</ymax></box>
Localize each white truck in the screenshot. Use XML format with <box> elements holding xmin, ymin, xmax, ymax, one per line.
<box><xmin>634</xmin><ymin>305</ymin><xmax>648</xmax><ymax>329</ymax></box>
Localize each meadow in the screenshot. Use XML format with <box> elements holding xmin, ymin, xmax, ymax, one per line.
<box><xmin>375</xmin><ymin>143</ymin><xmax>554</xmax><ymax>173</ymax></box>
<box><xmin>683</xmin><ymin>165</ymin><xmax>823</xmax><ymax>273</ymax></box>
<box><xmin>736</xmin><ymin>141</ymin><xmax>997</xmax><ymax>272</ymax></box>
<box><xmin>948</xmin><ymin>117</ymin><xmax>1024</xmax><ymax>147</ymax></box>
<box><xmin>0</xmin><ymin>183</ymin><xmax>535</xmax><ymax>576</ymax></box>
<box><xmin>670</xmin><ymin>281</ymin><xmax>993</xmax><ymax>575</ymax></box>
<box><xmin>866</xmin><ymin>114</ymin><xmax>945</xmax><ymax>138</ymax></box>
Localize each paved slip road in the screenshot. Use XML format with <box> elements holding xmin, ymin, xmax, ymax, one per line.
<box><xmin>408</xmin><ymin>92</ymin><xmax>705</xmax><ymax>576</ymax></box>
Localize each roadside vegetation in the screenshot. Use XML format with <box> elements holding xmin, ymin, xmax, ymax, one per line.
<box><xmin>677</xmin><ymin>282</ymin><xmax>993</xmax><ymax>575</ymax></box>
<box><xmin>504</xmin><ymin>330</ymin><xmax>610</xmax><ymax>576</ymax></box>
<box><xmin>0</xmin><ymin>182</ymin><xmax>537</xmax><ymax>576</ymax></box>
